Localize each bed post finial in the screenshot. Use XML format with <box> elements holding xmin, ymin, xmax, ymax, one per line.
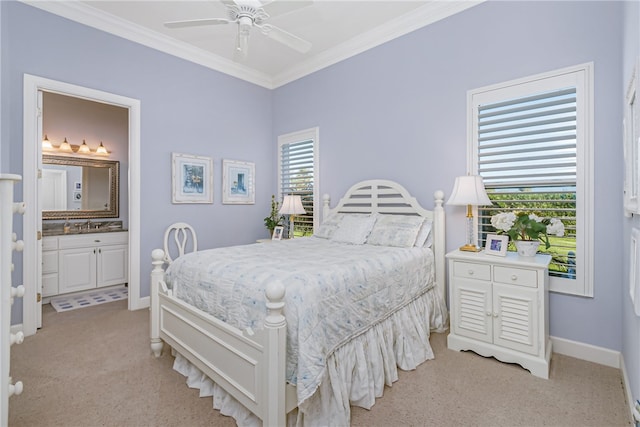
<box><xmin>150</xmin><ymin>249</ymin><xmax>166</xmax><ymax>357</ymax></box>
<box><xmin>322</xmin><ymin>193</ymin><xmax>331</xmax><ymax>223</ymax></box>
<box><xmin>265</xmin><ymin>281</ymin><xmax>286</xmax><ymax>328</ymax></box>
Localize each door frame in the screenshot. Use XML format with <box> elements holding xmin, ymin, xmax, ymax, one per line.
<box><xmin>22</xmin><ymin>74</ymin><xmax>142</xmax><ymax>336</ymax></box>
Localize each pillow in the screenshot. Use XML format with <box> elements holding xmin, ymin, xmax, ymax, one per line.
<box><xmin>367</xmin><ymin>215</ymin><xmax>425</xmax><ymax>248</ymax></box>
<box><xmin>414</xmin><ymin>218</ymin><xmax>433</xmax><ymax>248</ymax></box>
<box><xmin>314</xmin><ymin>213</ymin><xmax>345</xmax><ymax>239</ymax></box>
<box><xmin>330</xmin><ymin>214</ymin><xmax>378</xmax><ymax>244</ymax></box>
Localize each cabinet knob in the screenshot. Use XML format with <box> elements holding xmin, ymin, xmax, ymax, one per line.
<box><xmin>468</xmin><ymin>269</ymin><xmax>474</xmax><ymax>276</ymax></box>
<box><xmin>511</xmin><ymin>274</ymin><xmax>518</xmax><ymax>281</ymax></box>
<box><xmin>486</xmin><ymin>311</ymin><xmax>492</xmax><ymax>317</ymax></box>
<box><xmin>493</xmin><ymin>312</ymin><xmax>499</xmax><ymax>318</ymax></box>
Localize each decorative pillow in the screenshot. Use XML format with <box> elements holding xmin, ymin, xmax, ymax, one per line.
<box><xmin>414</xmin><ymin>218</ymin><xmax>433</xmax><ymax>248</ymax></box>
<box><xmin>367</xmin><ymin>215</ymin><xmax>425</xmax><ymax>248</ymax></box>
<box><xmin>330</xmin><ymin>214</ymin><xmax>378</xmax><ymax>244</ymax></box>
<box><xmin>314</xmin><ymin>213</ymin><xmax>345</xmax><ymax>239</ymax></box>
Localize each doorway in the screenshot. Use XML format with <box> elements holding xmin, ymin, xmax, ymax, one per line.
<box><xmin>22</xmin><ymin>75</ymin><xmax>142</xmax><ymax>336</ymax></box>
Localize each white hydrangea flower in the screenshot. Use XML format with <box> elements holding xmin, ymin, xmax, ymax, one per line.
<box><xmin>491</xmin><ymin>212</ymin><xmax>516</xmax><ymax>232</ymax></box>
<box><xmin>546</xmin><ymin>218</ymin><xmax>565</xmax><ymax>237</ymax></box>
<box><xmin>529</xmin><ymin>214</ymin><xmax>542</xmax><ymax>222</ymax></box>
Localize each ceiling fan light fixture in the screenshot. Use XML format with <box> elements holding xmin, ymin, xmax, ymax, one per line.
<box><xmin>236</xmin><ymin>16</ymin><xmax>252</xmax><ymax>53</ymax></box>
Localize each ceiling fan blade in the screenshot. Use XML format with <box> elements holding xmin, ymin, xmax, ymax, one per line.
<box><xmin>259</xmin><ymin>24</ymin><xmax>311</xmax><ymax>53</ymax></box>
<box><xmin>164</xmin><ymin>18</ymin><xmax>231</xmax><ymax>29</ymax></box>
<box><xmin>261</xmin><ymin>0</ymin><xmax>313</xmax><ymax>18</ymax></box>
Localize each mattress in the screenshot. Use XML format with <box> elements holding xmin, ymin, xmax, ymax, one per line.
<box><xmin>165</xmin><ymin>236</ymin><xmax>436</xmax><ymax>404</ymax></box>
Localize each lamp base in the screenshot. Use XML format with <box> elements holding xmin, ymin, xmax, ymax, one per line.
<box><xmin>459</xmin><ymin>244</ymin><xmax>481</xmax><ymax>252</ymax></box>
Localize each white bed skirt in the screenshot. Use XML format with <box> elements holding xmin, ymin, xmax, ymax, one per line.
<box><xmin>173</xmin><ymin>287</ymin><xmax>449</xmax><ymax>426</ymax></box>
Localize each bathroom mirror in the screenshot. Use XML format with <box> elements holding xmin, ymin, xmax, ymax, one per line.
<box><xmin>42</xmin><ymin>155</ymin><xmax>119</xmax><ymax>220</ymax></box>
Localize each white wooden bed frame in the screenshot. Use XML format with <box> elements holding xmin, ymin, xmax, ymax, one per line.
<box><xmin>150</xmin><ymin>180</ymin><xmax>446</xmax><ymax>426</ymax></box>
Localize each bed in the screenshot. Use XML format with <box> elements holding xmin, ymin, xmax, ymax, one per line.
<box><xmin>150</xmin><ymin>179</ymin><xmax>448</xmax><ymax>426</ymax></box>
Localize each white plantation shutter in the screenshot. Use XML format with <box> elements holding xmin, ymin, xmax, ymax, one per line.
<box><xmin>470</xmin><ymin>64</ymin><xmax>593</xmax><ymax>296</ymax></box>
<box><xmin>278</xmin><ymin>128</ymin><xmax>319</xmax><ymax>236</ymax></box>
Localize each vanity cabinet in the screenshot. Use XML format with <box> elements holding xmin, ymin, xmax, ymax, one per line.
<box><xmin>42</xmin><ymin>232</ymin><xmax>128</xmax><ymax>296</ymax></box>
<box><xmin>446</xmin><ymin>249</ymin><xmax>551</xmax><ymax>379</ymax></box>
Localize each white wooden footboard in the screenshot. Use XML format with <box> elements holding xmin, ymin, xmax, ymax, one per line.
<box><xmin>150</xmin><ymin>249</ymin><xmax>293</xmax><ymax>426</ymax></box>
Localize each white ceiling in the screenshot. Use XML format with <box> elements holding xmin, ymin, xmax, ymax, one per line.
<box><xmin>23</xmin><ymin>0</ymin><xmax>482</xmax><ymax>89</ymax></box>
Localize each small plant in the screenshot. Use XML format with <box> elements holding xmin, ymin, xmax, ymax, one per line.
<box><xmin>491</xmin><ymin>212</ymin><xmax>565</xmax><ymax>249</ymax></box>
<box><xmin>264</xmin><ymin>195</ymin><xmax>284</xmax><ymax>236</ymax></box>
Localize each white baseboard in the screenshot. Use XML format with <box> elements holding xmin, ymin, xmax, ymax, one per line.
<box><xmin>137</xmin><ymin>295</ymin><xmax>150</xmax><ymax>309</ymax></box>
<box><xmin>550</xmin><ymin>335</ymin><xmax>620</xmax><ymax>368</ymax></box>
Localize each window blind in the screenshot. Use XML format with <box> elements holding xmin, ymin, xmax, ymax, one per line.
<box><xmin>280</xmin><ymin>139</ymin><xmax>314</xmax><ymax>235</ymax></box>
<box><xmin>477</xmin><ymin>87</ymin><xmax>578</xmax><ymax>279</ymax></box>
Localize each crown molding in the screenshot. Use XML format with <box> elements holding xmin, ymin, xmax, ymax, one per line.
<box><xmin>271</xmin><ymin>1</ymin><xmax>484</xmax><ymax>88</ymax></box>
<box><xmin>20</xmin><ymin>0</ymin><xmax>483</xmax><ymax>90</ymax></box>
<box><xmin>20</xmin><ymin>1</ymin><xmax>274</xmax><ymax>89</ymax></box>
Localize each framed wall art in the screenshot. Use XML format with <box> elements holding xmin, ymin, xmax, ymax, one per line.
<box><xmin>222</xmin><ymin>159</ymin><xmax>255</xmax><ymax>204</ymax></box>
<box><xmin>172</xmin><ymin>153</ymin><xmax>213</xmax><ymax>204</ymax></box>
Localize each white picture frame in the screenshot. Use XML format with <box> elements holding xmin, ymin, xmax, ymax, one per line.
<box><xmin>172</xmin><ymin>153</ymin><xmax>213</xmax><ymax>204</ymax></box>
<box><xmin>485</xmin><ymin>234</ymin><xmax>508</xmax><ymax>256</ymax></box>
<box><xmin>222</xmin><ymin>159</ymin><xmax>255</xmax><ymax>204</ymax></box>
<box><xmin>624</xmin><ymin>56</ymin><xmax>640</xmax><ymax>216</ymax></box>
<box><xmin>272</xmin><ymin>225</ymin><xmax>283</xmax><ymax>241</ymax></box>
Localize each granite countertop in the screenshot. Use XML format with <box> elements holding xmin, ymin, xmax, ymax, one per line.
<box><xmin>42</xmin><ymin>221</ymin><xmax>127</xmax><ymax>237</ymax></box>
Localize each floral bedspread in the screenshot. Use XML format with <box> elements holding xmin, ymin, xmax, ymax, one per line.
<box><xmin>165</xmin><ymin>236</ymin><xmax>435</xmax><ymax>405</ymax></box>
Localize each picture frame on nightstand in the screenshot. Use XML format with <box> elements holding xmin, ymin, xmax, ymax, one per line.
<box><xmin>485</xmin><ymin>234</ymin><xmax>508</xmax><ymax>256</ymax></box>
<box><xmin>272</xmin><ymin>226</ymin><xmax>283</xmax><ymax>241</ymax></box>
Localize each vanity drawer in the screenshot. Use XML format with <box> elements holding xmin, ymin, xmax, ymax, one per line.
<box><xmin>453</xmin><ymin>261</ymin><xmax>491</xmax><ymax>281</ymax></box>
<box><xmin>42</xmin><ymin>273</ymin><xmax>58</xmax><ymax>297</ymax></box>
<box><xmin>42</xmin><ymin>237</ymin><xmax>58</xmax><ymax>251</ymax></box>
<box><xmin>494</xmin><ymin>266</ymin><xmax>538</xmax><ymax>288</ymax></box>
<box><xmin>42</xmin><ymin>250</ymin><xmax>58</xmax><ymax>274</ymax></box>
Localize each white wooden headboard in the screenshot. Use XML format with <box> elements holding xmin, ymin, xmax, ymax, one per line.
<box><xmin>321</xmin><ymin>179</ymin><xmax>446</xmax><ymax>302</ymax></box>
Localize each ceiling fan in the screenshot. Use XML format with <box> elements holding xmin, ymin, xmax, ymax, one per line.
<box><xmin>164</xmin><ymin>0</ymin><xmax>313</xmax><ymax>59</ymax></box>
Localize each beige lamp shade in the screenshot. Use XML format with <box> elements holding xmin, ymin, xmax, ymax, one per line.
<box><xmin>278</xmin><ymin>195</ymin><xmax>306</xmax><ymax>215</ymax></box>
<box><xmin>447</xmin><ymin>175</ymin><xmax>492</xmax><ymax>206</ymax></box>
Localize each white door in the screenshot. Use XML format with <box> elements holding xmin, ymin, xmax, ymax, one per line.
<box><xmin>41</xmin><ymin>169</ymin><xmax>67</xmax><ymax>211</ymax></box>
<box><xmin>36</xmin><ymin>90</ymin><xmax>44</xmax><ymax>328</ymax></box>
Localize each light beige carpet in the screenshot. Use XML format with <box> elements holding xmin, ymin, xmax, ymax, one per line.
<box><xmin>9</xmin><ymin>300</ymin><xmax>633</xmax><ymax>426</ymax></box>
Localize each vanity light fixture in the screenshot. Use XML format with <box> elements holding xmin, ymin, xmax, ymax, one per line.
<box><xmin>77</xmin><ymin>139</ymin><xmax>91</xmax><ymax>154</ymax></box>
<box><xmin>59</xmin><ymin>137</ymin><xmax>73</xmax><ymax>153</ymax></box>
<box><xmin>42</xmin><ymin>135</ymin><xmax>54</xmax><ymax>151</ymax></box>
<box><xmin>95</xmin><ymin>141</ymin><xmax>109</xmax><ymax>156</ymax></box>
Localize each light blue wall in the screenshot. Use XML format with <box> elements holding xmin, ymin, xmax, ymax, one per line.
<box><xmin>1</xmin><ymin>1</ymin><xmax>274</xmax><ymax>323</ymax></box>
<box><xmin>273</xmin><ymin>1</ymin><xmax>625</xmax><ymax>351</ymax></box>
<box><xmin>622</xmin><ymin>0</ymin><xmax>640</xmax><ymax>408</ymax></box>
<box><xmin>1</xmin><ymin>0</ymin><xmax>631</xmax><ymax>372</ymax></box>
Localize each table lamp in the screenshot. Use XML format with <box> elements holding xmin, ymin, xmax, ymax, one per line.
<box><xmin>278</xmin><ymin>195</ymin><xmax>306</xmax><ymax>239</ymax></box>
<box><xmin>447</xmin><ymin>175</ymin><xmax>492</xmax><ymax>252</ymax></box>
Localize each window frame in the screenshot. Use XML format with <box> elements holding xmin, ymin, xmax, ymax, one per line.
<box><xmin>277</xmin><ymin>127</ymin><xmax>320</xmax><ymax>233</ymax></box>
<box><xmin>467</xmin><ymin>63</ymin><xmax>594</xmax><ymax>297</ymax></box>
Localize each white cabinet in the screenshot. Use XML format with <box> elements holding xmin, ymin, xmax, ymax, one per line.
<box><xmin>446</xmin><ymin>249</ymin><xmax>551</xmax><ymax>379</ymax></box>
<box><xmin>43</xmin><ymin>232</ymin><xmax>128</xmax><ymax>296</ymax></box>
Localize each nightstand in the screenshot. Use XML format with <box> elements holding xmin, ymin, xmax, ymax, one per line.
<box><xmin>446</xmin><ymin>249</ymin><xmax>552</xmax><ymax>379</ymax></box>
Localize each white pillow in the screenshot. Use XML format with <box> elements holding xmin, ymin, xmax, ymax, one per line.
<box><xmin>367</xmin><ymin>215</ymin><xmax>424</xmax><ymax>248</ymax></box>
<box><xmin>414</xmin><ymin>218</ymin><xmax>433</xmax><ymax>248</ymax></box>
<box><xmin>330</xmin><ymin>214</ymin><xmax>378</xmax><ymax>244</ymax></box>
<box><xmin>314</xmin><ymin>213</ymin><xmax>345</xmax><ymax>239</ymax></box>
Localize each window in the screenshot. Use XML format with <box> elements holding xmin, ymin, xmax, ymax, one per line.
<box><xmin>278</xmin><ymin>127</ymin><xmax>319</xmax><ymax>237</ymax></box>
<box><xmin>469</xmin><ymin>63</ymin><xmax>593</xmax><ymax>296</ymax></box>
